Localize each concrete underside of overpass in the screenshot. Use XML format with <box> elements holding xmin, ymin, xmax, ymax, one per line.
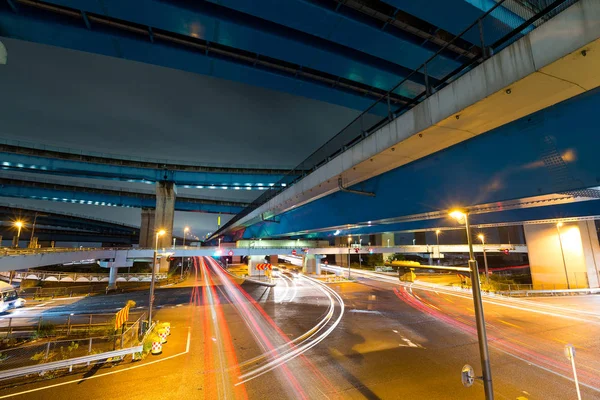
<box><xmin>227</xmin><ymin>0</ymin><xmax>600</xmax><ymax>235</ymax></box>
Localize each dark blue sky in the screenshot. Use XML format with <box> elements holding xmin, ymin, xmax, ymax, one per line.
<box><xmin>0</xmin><ymin>37</ymin><xmax>361</xmax><ymax>236</ymax></box>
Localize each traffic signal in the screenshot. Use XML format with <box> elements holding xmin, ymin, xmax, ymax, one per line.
<box><xmin>369</xmin><ymin>248</ymin><xmax>373</xmax><ymax>254</ymax></box>
<box><xmin>355</xmin><ymin>248</ymin><xmax>359</xmax><ymax>253</ymax></box>
<box><xmin>503</xmin><ymin>249</ymin><xmax>509</xmax><ymax>255</ymax></box>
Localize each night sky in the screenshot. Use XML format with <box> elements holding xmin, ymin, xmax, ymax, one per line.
<box><xmin>0</xmin><ymin>37</ymin><xmax>361</xmax><ymax>237</ymax></box>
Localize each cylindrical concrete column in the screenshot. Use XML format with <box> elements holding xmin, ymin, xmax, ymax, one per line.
<box><xmin>108</xmin><ymin>266</ymin><xmax>118</xmax><ymax>289</ymax></box>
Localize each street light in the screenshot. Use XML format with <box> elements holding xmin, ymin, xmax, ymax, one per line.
<box><xmin>435</xmin><ymin>230</ymin><xmax>441</xmax><ymax>265</ymax></box>
<box><xmin>347</xmin><ymin>236</ymin><xmax>352</xmax><ymax>279</ymax></box>
<box><xmin>183</xmin><ymin>226</ymin><xmax>189</xmax><ymax>247</ymax></box>
<box><xmin>450</xmin><ymin>209</ymin><xmax>494</xmax><ymax>400</ymax></box>
<box><xmin>478</xmin><ymin>234</ymin><xmax>490</xmax><ymax>285</ymax></box>
<box><xmin>556</xmin><ymin>222</ymin><xmax>570</xmax><ymax>289</ymax></box>
<box><xmin>359</xmin><ymin>238</ymin><xmax>363</xmax><ymax>270</ymax></box>
<box><xmin>148</xmin><ymin>229</ymin><xmax>166</xmax><ymax>327</ymax></box>
<box><xmin>14</xmin><ymin>221</ymin><xmax>23</xmax><ymax>248</ymax></box>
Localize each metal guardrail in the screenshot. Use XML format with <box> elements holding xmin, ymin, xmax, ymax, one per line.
<box><xmin>0</xmin><ymin>345</ymin><xmax>142</xmax><ymax>381</ymax></box>
<box><xmin>496</xmin><ymin>288</ymin><xmax>600</xmax><ymax>297</ymax></box>
<box><xmin>211</xmin><ymin>0</ymin><xmax>578</xmax><ymax>238</ymax></box>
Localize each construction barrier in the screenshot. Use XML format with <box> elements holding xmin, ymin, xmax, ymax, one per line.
<box><xmin>158</xmin><ymin>328</ymin><xmax>168</xmax><ymax>344</ymax></box>
<box><xmin>151</xmin><ymin>341</ymin><xmax>162</xmax><ymax>355</ymax></box>
<box><xmin>163</xmin><ymin>322</ymin><xmax>171</xmax><ymax>336</ymax></box>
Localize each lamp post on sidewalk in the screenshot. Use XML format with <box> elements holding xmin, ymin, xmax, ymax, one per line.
<box><xmin>13</xmin><ymin>221</ymin><xmax>23</xmax><ymax>248</ymax></box>
<box><xmin>435</xmin><ymin>230</ymin><xmax>441</xmax><ymax>265</ymax></box>
<box><xmin>148</xmin><ymin>229</ymin><xmax>166</xmax><ymax>327</ymax></box>
<box><xmin>478</xmin><ymin>234</ymin><xmax>490</xmax><ymax>285</ymax></box>
<box><xmin>450</xmin><ymin>209</ymin><xmax>494</xmax><ymax>400</ymax></box>
<box><xmin>347</xmin><ymin>236</ymin><xmax>352</xmax><ymax>279</ymax></box>
<box><xmin>183</xmin><ymin>226</ymin><xmax>189</xmax><ymax>247</ymax></box>
<box><xmin>556</xmin><ymin>222</ymin><xmax>571</xmax><ymax>289</ymax></box>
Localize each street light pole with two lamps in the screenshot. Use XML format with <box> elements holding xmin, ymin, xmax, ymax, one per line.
<box><xmin>450</xmin><ymin>209</ymin><xmax>494</xmax><ymax>400</ymax></box>
<box><xmin>148</xmin><ymin>229</ymin><xmax>166</xmax><ymax>327</ymax></box>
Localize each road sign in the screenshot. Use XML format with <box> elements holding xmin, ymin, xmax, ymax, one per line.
<box><xmin>228</xmin><ymin>250</ymin><xmax>234</xmax><ymax>256</ymax></box>
<box><xmin>292</xmin><ymin>249</ymin><xmax>297</xmax><ymax>255</ymax></box>
<box><xmin>461</xmin><ymin>364</ymin><xmax>475</xmax><ymax>387</ymax></box>
<box><xmin>256</xmin><ymin>263</ymin><xmax>272</xmax><ymax>270</ymax></box>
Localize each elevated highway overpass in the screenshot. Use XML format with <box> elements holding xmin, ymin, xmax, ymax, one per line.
<box><xmin>0</xmin><ymin>244</ymin><xmax>527</xmax><ymax>272</ymax></box>
<box><xmin>215</xmin><ymin>0</ymin><xmax>600</xmax><ymax>240</ymax></box>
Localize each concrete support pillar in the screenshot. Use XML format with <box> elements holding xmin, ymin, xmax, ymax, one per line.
<box><xmin>108</xmin><ymin>266</ymin><xmax>118</xmax><ymax>289</ymax></box>
<box><xmin>578</xmin><ymin>220</ymin><xmax>600</xmax><ymax>288</ymax></box>
<box><xmin>155</xmin><ymin>181</ymin><xmax>176</xmax><ymax>249</ymax></box>
<box><xmin>269</xmin><ymin>255</ymin><xmax>279</xmax><ymax>265</ymax></box>
<box><xmin>140</xmin><ymin>208</ymin><xmax>155</xmax><ymax>248</ymax></box>
<box><xmin>381</xmin><ymin>233</ymin><xmax>394</xmax><ymax>262</ymax></box>
<box><xmin>524</xmin><ymin>222</ymin><xmax>600</xmax><ymax>289</ymax></box>
<box><xmin>302</xmin><ymin>254</ymin><xmax>322</xmax><ymax>275</ymax></box>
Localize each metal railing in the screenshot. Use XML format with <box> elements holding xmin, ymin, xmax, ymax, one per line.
<box><xmin>1</xmin><ymin>270</ymin><xmax>167</xmax><ymax>283</ymax></box>
<box><xmin>0</xmin><ymin>344</ymin><xmax>142</xmax><ymax>380</ymax></box>
<box><xmin>0</xmin><ymin>313</ymin><xmax>145</xmax><ymax>377</ymax></box>
<box><xmin>212</xmin><ymin>0</ymin><xmax>578</xmax><ymax>238</ymax></box>
<box><xmin>0</xmin><ymin>312</ymin><xmax>144</xmax><ymax>340</ymax></box>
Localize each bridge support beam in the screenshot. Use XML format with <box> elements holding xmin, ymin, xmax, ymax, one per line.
<box><xmin>139</xmin><ymin>208</ymin><xmax>155</xmax><ymax>248</ymax></box>
<box><xmin>524</xmin><ymin>221</ymin><xmax>600</xmax><ymax>289</ymax></box>
<box><xmin>155</xmin><ymin>182</ymin><xmax>176</xmax><ymax>249</ymax></box>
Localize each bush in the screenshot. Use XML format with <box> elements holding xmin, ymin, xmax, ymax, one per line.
<box><xmin>34</xmin><ymin>322</ymin><xmax>56</xmax><ymax>339</ymax></box>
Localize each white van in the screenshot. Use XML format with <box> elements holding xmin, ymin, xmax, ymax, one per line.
<box><xmin>0</xmin><ymin>282</ymin><xmax>25</xmax><ymax>313</ymax></box>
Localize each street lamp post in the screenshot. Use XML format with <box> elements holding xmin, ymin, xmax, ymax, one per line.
<box><xmin>183</xmin><ymin>227</ymin><xmax>189</xmax><ymax>247</ymax></box>
<box><xmin>359</xmin><ymin>238</ymin><xmax>363</xmax><ymax>270</ymax></box>
<box><xmin>149</xmin><ymin>229</ymin><xmax>166</xmax><ymax>327</ymax></box>
<box><xmin>347</xmin><ymin>236</ymin><xmax>352</xmax><ymax>279</ymax></box>
<box><xmin>435</xmin><ymin>230</ymin><xmax>441</xmax><ymax>265</ymax></box>
<box><xmin>478</xmin><ymin>234</ymin><xmax>490</xmax><ymax>285</ymax></box>
<box><xmin>14</xmin><ymin>221</ymin><xmax>23</xmax><ymax>248</ymax></box>
<box><xmin>556</xmin><ymin>222</ymin><xmax>571</xmax><ymax>289</ymax></box>
<box><xmin>450</xmin><ymin>210</ymin><xmax>494</xmax><ymax>400</ymax></box>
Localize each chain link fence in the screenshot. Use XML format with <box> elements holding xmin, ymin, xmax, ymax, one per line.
<box><xmin>0</xmin><ymin>313</ymin><xmax>145</xmax><ymax>372</ymax></box>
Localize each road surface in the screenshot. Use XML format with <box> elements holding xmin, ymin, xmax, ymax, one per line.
<box><xmin>0</xmin><ymin>259</ymin><xmax>598</xmax><ymax>399</ymax></box>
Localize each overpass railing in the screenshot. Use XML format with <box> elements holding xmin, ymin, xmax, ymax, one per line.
<box><xmin>213</xmin><ymin>0</ymin><xmax>578</xmax><ymax>238</ymax></box>
<box><xmin>0</xmin><ymin>270</ymin><xmax>167</xmax><ymax>283</ymax></box>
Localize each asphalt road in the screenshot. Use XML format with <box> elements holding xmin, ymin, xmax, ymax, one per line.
<box><xmin>0</xmin><ymin>260</ymin><xmax>598</xmax><ymax>399</ymax></box>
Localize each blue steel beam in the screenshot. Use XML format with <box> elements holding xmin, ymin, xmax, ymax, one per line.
<box><xmin>198</xmin><ymin>0</ymin><xmax>468</xmax><ymax>78</ymax></box>
<box><xmin>285</xmin><ymin>199</ymin><xmax>600</xmax><ymax>239</ymax></box>
<box><xmin>0</xmin><ymin>178</ymin><xmax>247</xmax><ymax>214</ymax></box>
<box><xmin>384</xmin><ymin>0</ymin><xmax>530</xmax><ymax>44</ymax></box>
<box><xmin>0</xmin><ymin>0</ymin><xmax>423</xmax><ymax>108</ymax></box>
<box><xmin>0</xmin><ymin>145</ymin><xmax>290</xmax><ymax>189</ymax></box>
<box><xmin>238</xmin><ymin>87</ymin><xmax>600</xmax><ymax>239</ymax></box>
<box><xmin>42</xmin><ymin>0</ymin><xmax>450</xmax><ymax>85</ymax></box>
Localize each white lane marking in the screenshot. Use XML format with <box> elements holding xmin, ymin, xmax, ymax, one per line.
<box><xmin>0</xmin><ymin>327</ymin><xmax>192</xmax><ymax>399</ymax></box>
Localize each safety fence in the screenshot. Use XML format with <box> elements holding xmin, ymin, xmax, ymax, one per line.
<box><xmin>0</xmin><ymin>312</ymin><xmax>144</xmax><ymax>340</ymax></box>
<box><xmin>0</xmin><ymin>313</ymin><xmax>145</xmax><ymax>374</ymax></box>
<box><xmin>213</xmin><ymin>0</ymin><xmax>580</xmax><ymax>237</ymax></box>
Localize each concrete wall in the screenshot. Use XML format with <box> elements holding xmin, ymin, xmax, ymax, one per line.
<box><xmin>524</xmin><ymin>221</ymin><xmax>600</xmax><ymax>289</ymax></box>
